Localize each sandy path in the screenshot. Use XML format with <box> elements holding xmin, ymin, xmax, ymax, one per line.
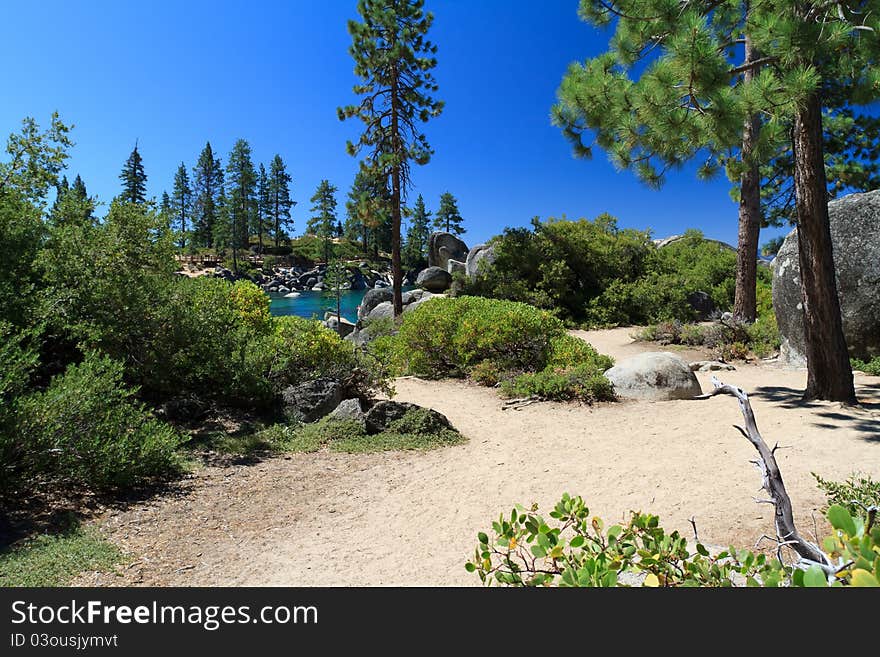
<box><xmin>78</xmin><ymin>328</ymin><xmax>880</xmax><ymax>586</ymax></box>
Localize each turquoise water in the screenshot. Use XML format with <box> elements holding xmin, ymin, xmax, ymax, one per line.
<box><xmin>269</xmin><ymin>289</ymin><xmax>368</xmax><ymax>322</ymax></box>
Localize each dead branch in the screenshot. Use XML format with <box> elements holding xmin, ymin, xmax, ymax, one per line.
<box><xmin>695</xmin><ymin>377</ymin><xmax>833</xmax><ymax>571</ymax></box>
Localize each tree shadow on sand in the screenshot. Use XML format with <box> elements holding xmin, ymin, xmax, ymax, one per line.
<box><xmin>750</xmin><ymin>382</ymin><xmax>880</xmax><ymax>443</ymax></box>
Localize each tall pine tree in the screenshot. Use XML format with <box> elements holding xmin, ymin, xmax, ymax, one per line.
<box><xmin>267</xmin><ymin>154</ymin><xmax>294</xmax><ymax>248</ymax></box>
<box><xmin>403</xmin><ymin>193</ymin><xmax>431</xmax><ymax>269</ymax></box>
<box><xmin>191</xmin><ymin>142</ymin><xmax>224</xmax><ymax>249</ymax></box>
<box><xmin>433</xmin><ymin>192</ymin><xmax>463</xmax><ymax>235</ymax></box>
<box><xmin>255</xmin><ymin>163</ymin><xmax>270</xmax><ymax>255</ymax></box>
<box><xmin>223</xmin><ymin>139</ymin><xmax>257</xmax><ymax>272</ymax></box>
<box><xmin>119</xmin><ymin>142</ymin><xmax>147</xmax><ymax>204</ymax></box>
<box><xmin>308</xmin><ymin>179</ymin><xmax>338</xmax><ymax>263</ymax></box>
<box><xmin>345</xmin><ymin>164</ymin><xmax>391</xmax><ymax>257</ymax></box>
<box><xmin>339</xmin><ymin>0</ymin><xmax>444</xmax><ymax>316</ymax></box>
<box><xmin>552</xmin><ymin>0</ymin><xmax>879</xmax><ymax>403</ymax></box>
<box><xmin>172</xmin><ymin>163</ymin><xmax>192</xmax><ymax>251</ymax></box>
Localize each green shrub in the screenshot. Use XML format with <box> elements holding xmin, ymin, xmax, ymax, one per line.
<box><xmin>12</xmin><ymin>353</ymin><xmax>182</xmax><ymax>492</ymax></box>
<box><xmin>851</xmin><ymin>356</ymin><xmax>880</xmax><ymax>376</ymax></box>
<box><xmin>501</xmin><ymin>365</ymin><xmax>616</xmax><ymax>402</ymax></box>
<box><xmin>814</xmin><ymin>473</ymin><xmax>880</xmax><ymax>518</ymax></box>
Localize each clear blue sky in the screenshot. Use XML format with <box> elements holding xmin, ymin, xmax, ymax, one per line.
<box><xmin>1</xmin><ymin>0</ymin><xmax>791</xmax><ymax>247</ymax></box>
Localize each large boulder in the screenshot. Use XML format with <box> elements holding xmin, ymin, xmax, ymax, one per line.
<box><xmin>465</xmin><ymin>243</ymin><xmax>496</xmax><ymax>279</ymax></box>
<box><xmin>773</xmin><ymin>189</ymin><xmax>880</xmax><ymax>366</ymax></box>
<box><xmin>358</xmin><ymin>288</ymin><xmax>394</xmax><ymax>321</ymax></box>
<box><xmin>604</xmin><ymin>352</ymin><xmax>702</xmax><ymax>401</ymax></box>
<box><xmin>416</xmin><ymin>266</ymin><xmax>452</xmax><ymax>292</ymax></box>
<box><xmin>324</xmin><ymin>315</ymin><xmax>357</xmax><ymax>338</ymax></box>
<box><xmin>365</xmin><ymin>301</ymin><xmax>395</xmax><ymax>321</ymax></box>
<box><xmin>364</xmin><ymin>400</ymin><xmax>452</xmax><ymax>435</ymax></box>
<box><xmin>447</xmin><ymin>259</ymin><xmax>466</xmax><ymax>276</ymax></box>
<box><xmin>428</xmin><ymin>232</ymin><xmax>469</xmax><ymax>270</ymax></box>
<box><xmin>282</xmin><ymin>379</ymin><xmax>343</xmax><ymax>423</ymax></box>
<box><xmin>328</xmin><ymin>398</ymin><xmax>366</xmax><ymax>427</ymax></box>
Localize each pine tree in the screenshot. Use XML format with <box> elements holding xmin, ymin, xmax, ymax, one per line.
<box><xmin>192</xmin><ymin>142</ymin><xmax>224</xmax><ymax>249</ymax></box>
<box><xmin>49</xmin><ymin>174</ymin><xmax>94</xmax><ymax>227</ymax></box>
<box><xmin>172</xmin><ymin>163</ymin><xmax>192</xmax><ymax>251</ymax></box>
<box><xmin>434</xmin><ymin>192</ymin><xmax>463</xmax><ymax>235</ymax></box>
<box><xmin>159</xmin><ymin>191</ymin><xmax>173</xmax><ymax>241</ymax></box>
<box><xmin>552</xmin><ymin>0</ymin><xmax>877</xmax><ymax>403</ymax></box>
<box><xmin>339</xmin><ymin>0</ymin><xmax>444</xmax><ymax>316</ymax></box>
<box><xmin>223</xmin><ymin>139</ymin><xmax>257</xmax><ymax>272</ymax></box>
<box><xmin>119</xmin><ymin>142</ymin><xmax>147</xmax><ymax>204</ymax></box>
<box><xmin>267</xmin><ymin>154</ymin><xmax>294</xmax><ymax>248</ymax></box>
<box><xmin>403</xmin><ymin>193</ymin><xmax>431</xmax><ymax>269</ymax></box>
<box><xmin>308</xmin><ymin>179</ymin><xmax>338</xmax><ymax>263</ymax></box>
<box><xmin>255</xmin><ymin>163</ymin><xmax>270</xmax><ymax>255</ymax></box>
<box><xmin>71</xmin><ymin>174</ymin><xmax>88</xmax><ymax>202</ymax></box>
<box><xmin>344</xmin><ymin>164</ymin><xmax>391</xmax><ymax>257</ymax></box>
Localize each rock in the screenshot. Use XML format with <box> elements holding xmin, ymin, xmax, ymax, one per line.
<box><xmin>604</xmin><ymin>352</ymin><xmax>703</xmax><ymax>401</ymax></box>
<box><xmin>404</xmin><ymin>294</ymin><xmax>442</xmax><ymax>314</ymax></box>
<box><xmin>364</xmin><ymin>400</ymin><xmax>452</xmax><ymax>435</ymax></box>
<box><xmin>447</xmin><ymin>259</ymin><xmax>466</xmax><ymax>276</ymax></box>
<box><xmin>428</xmin><ymin>232</ymin><xmax>469</xmax><ymax>270</ymax></box>
<box><xmin>416</xmin><ymin>266</ymin><xmax>452</xmax><ymax>292</ymax></box>
<box><xmin>374</xmin><ymin>280</ymin><xmax>390</xmax><ymax>289</ymax></box>
<box><xmin>366</xmin><ymin>301</ymin><xmax>395</xmax><ymax>321</ymax></box>
<box><xmin>686</xmin><ymin>291</ymin><xmax>715</xmax><ymax>320</ymax></box>
<box><xmin>324</xmin><ymin>315</ymin><xmax>356</xmax><ymax>338</ymax></box>
<box><xmin>281</xmin><ymin>379</ymin><xmax>343</xmax><ymax>423</ymax></box>
<box><xmin>160</xmin><ymin>397</ymin><xmax>209</xmax><ymax>422</ymax></box>
<box><xmin>358</xmin><ymin>288</ymin><xmax>394</xmax><ymax>321</ymax></box>
<box><xmin>328</xmin><ymin>398</ymin><xmax>366</xmax><ymax>426</ymax></box>
<box><xmin>465</xmin><ymin>243</ymin><xmax>497</xmax><ymax>279</ymax></box>
<box><xmin>773</xmin><ymin>189</ymin><xmax>880</xmax><ymax>365</ymax></box>
<box><xmin>305</xmin><ymin>277</ymin><xmax>317</xmax><ymax>288</ymax></box>
<box><xmin>655</xmin><ymin>235</ymin><xmax>736</xmax><ymax>252</ymax></box>
<box><xmin>311</xmin><ymin>283</ymin><xmax>325</xmax><ymax>291</ymax></box>
<box><xmin>402</xmin><ymin>289</ymin><xmax>431</xmax><ymax>304</ymax></box>
<box><xmin>689</xmin><ymin>360</ymin><xmax>736</xmax><ymax>372</ymax></box>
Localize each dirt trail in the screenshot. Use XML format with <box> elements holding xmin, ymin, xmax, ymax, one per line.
<box><xmin>77</xmin><ymin>328</ymin><xmax>880</xmax><ymax>586</ymax></box>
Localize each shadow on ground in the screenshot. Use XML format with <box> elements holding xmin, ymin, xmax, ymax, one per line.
<box><xmin>751</xmin><ymin>383</ymin><xmax>880</xmax><ymax>443</ymax></box>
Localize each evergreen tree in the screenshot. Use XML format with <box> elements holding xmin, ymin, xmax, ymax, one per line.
<box><xmin>267</xmin><ymin>154</ymin><xmax>294</xmax><ymax>248</ymax></box>
<box><xmin>223</xmin><ymin>139</ymin><xmax>257</xmax><ymax>272</ymax></box>
<box><xmin>49</xmin><ymin>174</ymin><xmax>94</xmax><ymax>227</ymax></box>
<box><xmin>71</xmin><ymin>174</ymin><xmax>88</xmax><ymax>202</ymax></box>
<box><xmin>119</xmin><ymin>142</ymin><xmax>147</xmax><ymax>204</ymax></box>
<box><xmin>339</xmin><ymin>0</ymin><xmax>444</xmax><ymax>316</ymax></box>
<box><xmin>171</xmin><ymin>163</ymin><xmax>192</xmax><ymax>250</ymax></box>
<box><xmin>434</xmin><ymin>192</ymin><xmax>463</xmax><ymax>235</ymax></box>
<box><xmin>50</xmin><ymin>175</ymin><xmax>69</xmax><ymax>217</ymax></box>
<box><xmin>159</xmin><ymin>191</ymin><xmax>173</xmax><ymax>241</ymax></box>
<box><xmin>308</xmin><ymin>179</ymin><xmax>338</xmax><ymax>263</ymax></box>
<box><xmin>191</xmin><ymin>142</ymin><xmax>224</xmax><ymax>249</ymax></box>
<box><xmin>344</xmin><ymin>164</ymin><xmax>392</xmax><ymax>257</ymax></box>
<box><xmin>255</xmin><ymin>163</ymin><xmax>270</xmax><ymax>254</ymax></box>
<box><xmin>403</xmin><ymin>193</ymin><xmax>431</xmax><ymax>270</ymax></box>
<box><xmin>552</xmin><ymin>0</ymin><xmax>877</xmax><ymax>403</ymax></box>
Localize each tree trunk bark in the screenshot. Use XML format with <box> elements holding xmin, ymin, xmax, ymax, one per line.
<box><xmin>733</xmin><ymin>29</ymin><xmax>761</xmax><ymax>323</ymax></box>
<box><xmin>391</xmin><ymin>66</ymin><xmax>403</xmax><ymax>318</ymax></box>
<box><xmin>792</xmin><ymin>93</ymin><xmax>856</xmax><ymax>403</ymax></box>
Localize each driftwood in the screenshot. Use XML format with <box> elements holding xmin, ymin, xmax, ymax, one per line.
<box><xmin>695</xmin><ymin>377</ymin><xmax>834</xmax><ymax>572</ymax></box>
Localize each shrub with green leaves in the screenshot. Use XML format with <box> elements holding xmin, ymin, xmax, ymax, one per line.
<box><xmin>814</xmin><ymin>473</ymin><xmax>880</xmax><ymax>519</ymax></box>
<box><xmin>851</xmin><ymin>356</ymin><xmax>880</xmax><ymax>376</ymax></box>
<box><xmin>11</xmin><ymin>353</ymin><xmax>182</xmax><ymax>493</ymax></box>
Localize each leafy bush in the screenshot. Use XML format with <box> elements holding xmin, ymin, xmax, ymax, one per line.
<box><xmin>501</xmin><ymin>365</ymin><xmax>616</xmax><ymax>402</ymax></box>
<box><xmin>851</xmin><ymin>356</ymin><xmax>880</xmax><ymax>376</ymax></box>
<box><xmin>814</xmin><ymin>473</ymin><xmax>880</xmax><ymax>518</ymax></box>
<box><xmin>466</xmin><ymin>493</ymin><xmax>879</xmax><ymax>587</ymax></box>
<box><xmin>11</xmin><ymin>353</ymin><xmax>181</xmax><ymax>493</ymax></box>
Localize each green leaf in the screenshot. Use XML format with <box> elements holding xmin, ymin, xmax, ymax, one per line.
<box><xmin>802</xmin><ymin>565</ymin><xmax>827</xmax><ymax>588</ymax></box>
<box><xmin>827</xmin><ymin>504</ymin><xmax>857</xmax><ymax>536</ymax></box>
<box><xmin>570</xmin><ymin>535</ymin><xmax>585</xmax><ymax>548</ymax></box>
<box><xmin>850</xmin><ymin>569</ymin><xmax>879</xmax><ymax>587</ymax></box>
<box><xmin>465</xmin><ymin>562</ymin><xmax>476</xmax><ymax>573</ymax></box>
<box><xmin>477</xmin><ymin>532</ymin><xmax>488</xmax><ymax>545</ymax></box>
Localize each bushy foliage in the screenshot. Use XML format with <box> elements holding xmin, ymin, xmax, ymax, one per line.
<box><xmin>9</xmin><ymin>353</ymin><xmax>181</xmax><ymax>493</ymax></box>
<box><xmin>814</xmin><ymin>473</ymin><xmax>880</xmax><ymax>518</ymax></box>
<box><xmin>851</xmin><ymin>356</ymin><xmax>880</xmax><ymax>376</ymax></box>
<box><xmin>466</xmin><ymin>493</ymin><xmax>879</xmax><ymax>587</ymax></box>
<box><xmin>461</xmin><ymin>217</ymin><xmax>737</xmax><ymax>326</ymax></box>
<box><xmin>501</xmin><ymin>365</ymin><xmax>615</xmax><ymax>402</ymax></box>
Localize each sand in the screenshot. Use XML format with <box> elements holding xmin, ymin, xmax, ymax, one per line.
<box><xmin>76</xmin><ymin>327</ymin><xmax>880</xmax><ymax>586</ymax></box>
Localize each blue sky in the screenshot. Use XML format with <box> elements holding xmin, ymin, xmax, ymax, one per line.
<box><xmin>2</xmin><ymin>0</ymin><xmax>790</xmax><ymax>247</ymax></box>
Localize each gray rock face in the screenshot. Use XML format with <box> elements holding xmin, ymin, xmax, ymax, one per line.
<box><xmin>416</xmin><ymin>266</ymin><xmax>452</xmax><ymax>292</ymax></box>
<box><xmin>689</xmin><ymin>360</ymin><xmax>736</xmax><ymax>372</ymax></box>
<box><xmin>447</xmin><ymin>259</ymin><xmax>466</xmax><ymax>276</ymax></box>
<box><xmin>328</xmin><ymin>398</ymin><xmax>366</xmax><ymax>427</ymax></box>
<box><xmin>282</xmin><ymin>379</ymin><xmax>343</xmax><ymax>423</ymax></box>
<box><xmin>364</xmin><ymin>400</ymin><xmax>452</xmax><ymax>435</ymax></box>
<box><xmin>773</xmin><ymin>189</ymin><xmax>880</xmax><ymax>365</ymax></box>
<box><xmin>465</xmin><ymin>243</ymin><xmax>497</xmax><ymax>279</ymax></box>
<box><xmin>428</xmin><ymin>232</ymin><xmax>469</xmax><ymax>270</ymax></box>
<box><xmin>366</xmin><ymin>301</ymin><xmax>395</xmax><ymax>321</ymax></box>
<box><xmin>324</xmin><ymin>315</ymin><xmax>356</xmax><ymax>338</ymax></box>
<box><xmin>655</xmin><ymin>235</ymin><xmax>736</xmax><ymax>252</ymax></box>
<box><xmin>358</xmin><ymin>288</ymin><xmax>394</xmax><ymax>321</ymax></box>
<box><xmin>604</xmin><ymin>352</ymin><xmax>702</xmax><ymax>401</ymax></box>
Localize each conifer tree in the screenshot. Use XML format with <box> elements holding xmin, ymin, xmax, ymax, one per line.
<box><xmin>339</xmin><ymin>0</ymin><xmax>444</xmax><ymax>317</ymax></box>
<box><xmin>192</xmin><ymin>142</ymin><xmax>224</xmax><ymax>249</ymax></box>
<box><xmin>224</xmin><ymin>139</ymin><xmax>257</xmax><ymax>272</ymax></box>
<box><xmin>172</xmin><ymin>163</ymin><xmax>192</xmax><ymax>250</ymax></box>
<box><xmin>308</xmin><ymin>179</ymin><xmax>338</xmax><ymax>263</ymax></box>
<box><xmin>552</xmin><ymin>0</ymin><xmax>879</xmax><ymax>403</ymax></box>
<box><xmin>119</xmin><ymin>142</ymin><xmax>147</xmax><ymax>204</ymax></box>
<box><xmin>433</xmin><ymin>191</ymin><xmax>463</xmax><ymax>235</ymax></box>
<box><xmin>159</xmin><ymin>191</ymin><xmax>173</xmax><ymax>241</ymax></box>
<box><xmin>267</xmin><ymin>154</ymin><xmax>294</xmax><ymax>248</ymax></box>
<box><xmin>344</xmin><ymin>164</ymin><xmax>392</xmax><ymax>257</ymax></box>
<box><xmin>403</xmin><ymin>193</ymin><xmax>431</xmax><ymax>269</ymax></box>
<box><xmin>49</xmin><ymin>174</ymin><xmax>94</xmax><ymax>227</ymax></box>
<box><xmin>255</xmin><ymin>163</ymin><xmax>270</xmax><ymax>255</ymax></box>
<box><xmin>71</xmin><ymin>174</ymin><xmax>88</xmax><ymax>202</ymax></box>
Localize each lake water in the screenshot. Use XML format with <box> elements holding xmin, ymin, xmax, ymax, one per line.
<box><xmin>269</xmin><ymin>289</ymin><xmax>368</xmax><ymax>322</ymax></box>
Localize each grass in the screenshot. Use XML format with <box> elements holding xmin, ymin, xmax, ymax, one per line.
<box><xmin>0</xmin><ymin>515</ymin><xmax>121</xmax><ymax>587</ymax></box>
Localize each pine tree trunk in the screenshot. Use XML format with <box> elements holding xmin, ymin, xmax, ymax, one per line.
<box><xmin>733</xmin><ymin>30</ymin><xmax>761</xmax><ymax>323</ymax></box>
<box><xmin>792</xmin><ymin>93</ymin><xmax>855</xmax><ymax>403</ymax></box>
<box><xmin>391</xmin><ymin>66</ymin><xmax>403</xmax><ymax>318</ymax></box>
